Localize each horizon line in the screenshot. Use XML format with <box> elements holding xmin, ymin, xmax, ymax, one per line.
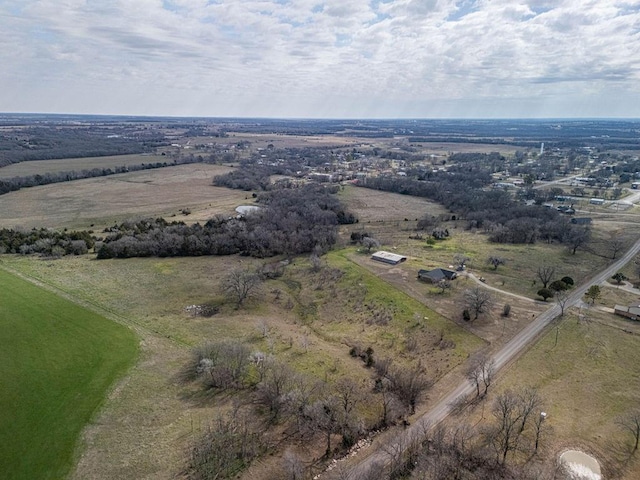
<box><xmin>1</xmin><ymin>112</ymin><xmax>640</xmax><ymax>122</ymax></box>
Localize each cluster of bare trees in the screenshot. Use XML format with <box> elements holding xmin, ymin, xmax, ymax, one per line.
<box><xmin>186</xmin><ymin>409</ymin><xmax>263</xmax><ymax>480</ymax></box>
<box><xmin>183</xmin><ymin>343</ymin><xmax>369</xmax><ymax>477</ymax></box>
<box><xmin>182</xmin><ymin>337</ymin><xmax>438</xmax><ymax>479</ymax></box>
<box><xmin>466</xmin><ymin>354</ymin><xmax>495</xmax><ymax>397</ymax></box>
<box><xmin>486</xmin><ymin>388</ymin><xmax>548</xmax><ymax>465</ymax></box>
<box><xmin>347</xmin><ymin>385</ymin><xmax>552</xmax><ymax>480</ymax></box>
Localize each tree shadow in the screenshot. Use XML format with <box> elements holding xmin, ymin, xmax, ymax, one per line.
<box><xmin>601</xmin><ymin>435</ymin><xmax>637</xmax><ymax>479</ymax></box>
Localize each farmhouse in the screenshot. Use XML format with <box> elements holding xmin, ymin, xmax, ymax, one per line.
<box><xmin>614</xmin><ymin>305</ymin><xmax>640</xmax><ymax>321</ymax></box>
<box><xmin>371</xmin><ymin>251</ymin><xmax>407</xmax><ymax>265</ymax></box>
<box><xmin>418</xmin><ymin>268</ymin><xmax>458</xmax><ymax>283</ymax></box>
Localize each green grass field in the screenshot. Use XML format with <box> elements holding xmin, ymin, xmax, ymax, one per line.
<box><xmin>0</xmin><ymin>268</ymin><xmax>138</xmax><ymax>480</ymax></box>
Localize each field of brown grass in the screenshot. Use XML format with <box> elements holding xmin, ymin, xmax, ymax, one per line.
<box><xmin>489</xmin><ymin>307</ymin><xmax>640</xmax><ymax>479</ymax></box>
<box><xmin>0</xmin><ymin>241</ymin><xmax>485</xmax><ymax>479</ymax></box>
<box><xmin>0</xmin><ymin>153</ymin><xmax>168</xmax><ymax>178</ymax></box>
<box><xmin>4</xmin><ymin>168</ymin><xmax>640</xmax><ymax>480</ymax></box>
<box><xmin>0</xmin><ymin>163</ymin><xmax>244</xmax><ymax>230</ymax></box>
<box><xmin>339</xmin><ymin>185</ymin><xmax>448</xmax><ymax>223</ymax></box>
<box><xmin>193</xmin><ymin>132</ymin><xmax>521</xmax><ymax>156</ymax></box>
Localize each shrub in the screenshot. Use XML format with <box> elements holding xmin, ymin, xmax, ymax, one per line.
<box><xmin>549</xmin><ymin>280</ymin><xmax>568</xmax><ymax>292</ymax></box>
<box><xmin>560</xmin><ymin>276</ymin><xmax>574</xmax><ymax>286</ymax></box>
<box><xmin>537</xmin><ymin>288</ymin><xmax>553</xmax><ymax>301</ymax></box>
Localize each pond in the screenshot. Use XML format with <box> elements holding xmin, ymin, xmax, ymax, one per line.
<box><xmin>560</xmin><ymin>450</ymin><xmax>601</xmax><ymax>480</ymax></box>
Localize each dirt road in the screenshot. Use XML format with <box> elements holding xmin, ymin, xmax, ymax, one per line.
<box><xmin>334</xmin><ymin>236</ymin><xmax>640</xmax><ymax>479</ymax></box>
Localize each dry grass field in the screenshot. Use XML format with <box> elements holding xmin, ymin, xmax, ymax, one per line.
<box><xmin>4</xmin><ymin>163</ymin><xmax>640</xmax><ymax>480</ymax></box>
<box><xmin>339</xmin><ymin>185</ymin><xmax>448</xmax><ymax>223</ymax></box>
<box><xmin>339</xmin><ymin>218</ymin><xmax>620</xmax><ymax>301</ymax></box>
<box><xmin>0</xmin><ymin>153</ymin><xmax>168</xmax><ymax>178</ymax></box>
<box><xmin>188</xmin><ymin>132</ymin><xmax>521</xmax><ymax>156</ymax></box>
<box><xmin>0</xmin><ymin>163</ymin><xmax>246</xmax><ymax>230</ymax></box>
<box><xmin>489</xmin><ymin>308</ymin><xmax>640</xmax><ymax>480</ymax></box>
<box><xmin>0</xmin><ymin>243</ymin><xmax>485</xmax><ymax>480</ymax></box>
<box><xmin>408</xmin><ymin>141</ymin><xmax>520</xmax><ymax>155</ymax></box>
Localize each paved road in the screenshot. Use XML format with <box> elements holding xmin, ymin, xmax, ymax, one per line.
<box><xmin>337</xmin><ymin>236</ymin><xmax>640</xmax><ymax>479</ymax></box>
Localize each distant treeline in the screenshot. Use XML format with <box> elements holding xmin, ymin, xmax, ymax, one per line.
<box><xmin>0</xmin><ymin>229</ymin><xmax>95</xmax><ymax>256</ymax></box>
<box><xmin>96</xmin><ymin>184</ymin><xmax>356</xmax><ymax>259</ymax></box>
<box><xmin>0</xmin><ymin>156</ymin><xmax>204</xmax><ymax>196</ymax></box>
<box><xmin>0</xmin><ymin>126</ymin><xmax>165</xmax><ymax>167</ymax></box>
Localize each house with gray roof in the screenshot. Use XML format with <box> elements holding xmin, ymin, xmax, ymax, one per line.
<box><xmin>417</xmin><ymin>268</ymin><xmax>458</xmax><ymax>283</ymax></box>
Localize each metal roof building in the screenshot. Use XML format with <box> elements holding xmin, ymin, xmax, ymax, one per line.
<box><xmin>371</xmin><ymin>251</ymin><xmax>407</xmax><ymax>265</ymax></box>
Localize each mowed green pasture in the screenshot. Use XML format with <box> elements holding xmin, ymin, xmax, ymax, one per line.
<box><xmin>0</xmin><ymin>153</ymin><xmax>167</xmax><ymax>179</ymax></box>
<box><xmin>0</xmin><ymin>268</ymin><xmax>138</xmax><ymax>480</ymax></box>
<box><xmin>0</xmin><ymin>163</ymin><xmax>242</xmax><ymax>230</ymax></box>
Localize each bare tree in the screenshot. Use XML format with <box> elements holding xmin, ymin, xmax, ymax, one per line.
<box><xmin>607</xmin><ymin>233</ymin><xmax>627</xmax><ymax>259</ymax></box>
<box><xmin>255</xmin><ymin>359</ymin><xmax>296</xmax><ymax>423</ymax></box>
<box><xmin>310</xmin><ymin>252</ymin><xmax>323</xmax><ymax>273</ymax></box>
<box><xmin>487</xmin><ymin>255</ymin><xmax>506</xmax><ymax>270</ymax></box>
<box><xmin>256</xmin><ymin>319</ymin><xmax>269</xmax><ymax>338</ymax></box>
<box><xmin>282</xmin><ymin>450</ymin><xmax>305</xmax><ymax>480</ymax></box>
<box><xmin>221</xmin><ymin>268</ymin><xmax>262</xmax><ymax>308</ymax></box>
<box><xmin>436</xmin><ymin>278</ymin><xmax>451</xmax><ymax>294</ymax></box>
<box><xmin>306</xmin><ymin>396</ymin><xmax>343</xmax><ymax>456</ymax></box>
<box><xmin>186</xmin><ymin>410</ymin><xmax>262</xmax><ymax>480</ymax></box>
<box><xmin>565</xmin><ymin>225</ymin><xmax>591</xmax><ymax>255</ymax></box>
<box><xmin>555</xmin><ymin>290</ymin><xmax>571</xmax><ymax>317</ymax></box>
<box><xmin>533</xmin><ymin>411</ymin><xmax>549</xmax><ymax>454</ymax></box>
<box><xmin>466</xmin><ymin>354</ymin><xmax>496</xmax><ymax>397</ymax></box>
<box><xmin>536</xmin><ymin>265</ymin><xmax>555</xmax><ymax>289</ymax></box>
<box><xmin>617</xmin><ymin>410</ymin><xmax>640</xmax><ymax>452</ymax></box>
<box><xmin>188</xmin><ymin>341</ymin><xmax>252</xmax><ymax>391</ymax></box>
<box><xmin>361</xmin><ymin>236</ymin><xmax>380</xmax><ymax>253</ymax></box>
<box><xmin>488</xmin><ymin>390</ymin><xmax>525</xmax><ymax>465</ymax></box>
<box><xmin>516</xmin><ymin>387</ymin><xmax>542</xmax><ymax>435</ymax></box>
<box><xmin>386</xmin><ymin>364</ymin><xmax>432</xmax><ymax>415</ymax></box>
<box><xmin>453</xmin><ymin>253</ymin><xmax>470</xmax><ymax>270</ymax></box>
<box><xmin>334</xmin><ymin>377</ymin><xmax>360</xmax><ymax>416</ymax></box>
<box><xmin>464</xmin><ymin>287</ymin><xmax>493</xmax><ymax>320</ymax></box>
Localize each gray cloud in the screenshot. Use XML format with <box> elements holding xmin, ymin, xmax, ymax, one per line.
<box><xmin>0</xmin><ymin>0</ymin><xmax>638</xmax><ymax>117</ymax></box>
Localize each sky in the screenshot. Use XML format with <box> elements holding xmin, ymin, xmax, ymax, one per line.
<box><xmin>1</xmin><ymin>0</ymin><xmax>639</xmax><ymax>118</ymax></box>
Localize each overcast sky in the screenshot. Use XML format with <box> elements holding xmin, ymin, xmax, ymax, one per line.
<box><xmin>1</xmin><ymin>0</ymin><xmax>639</xmax><ymax>118</ymax></box>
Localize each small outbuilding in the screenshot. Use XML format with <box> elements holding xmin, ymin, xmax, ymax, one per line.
<box><xmin>371</xmin><ymin>251</ymin><xmax>407</xmax><ymax>265</ymax></box>
<box><xmin>571</xmin><ymin>217</ymin><xmax>592</xmax><ymax>225</ymax></box>
<box><xmin>417</xmin><ymin>268</ymin><xmax>458</xmax><ymax>283</ymax></box>
<box><xmin>614</xmin><ymin>305</ymin><xmax>640</xmax><ymax>321</ymax></box>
